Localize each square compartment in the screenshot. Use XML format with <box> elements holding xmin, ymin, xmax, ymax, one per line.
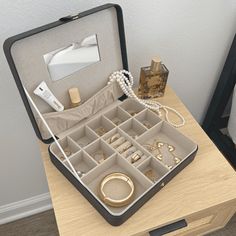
<box><xmin>137</xmin><ymin>121</ymin><xmax>198</xmax><ymax>169</ymax></box>
<box><xmin>81</xmin><ymin>155</ymin><xmax>153</xmax><ymax>214</ymax></box>
<box><xmin>119</xmin><ymin>119</ymin><xmax>147</xmax><ymax>139</ymax></box>
<box><xmin>69</xmin><ymin>126</ymin><xmax>98</xmax><ymax>148</ymax></box>
<box><xmin>135</xmin><ymin>109</ymin><xmax>161</xmax><ymax>129</ymax></box>
<box><xmin>85</xmin><ymin>139</ymin><xmax>114</xmax><ymax>164</ymax></box>
<box><xmin>50</xmin><ymin>137</ymin><xmax>80</xmax><ymax>161</ymax></box>
<box><xmin>137</xmin><ymin>157</ymin><xmax>168</xmax><ymax>183</ymax></box>
<box><xmin>64</xmin><ymin>151</ymin><xmax>97</xmax><ymax>177</ymax></box>
<box><xmin>119</xmin><ymin>99</ymin><xmax>145</xmax><ymax>116</ymax></box>
<box><xmin>87</xmin><ymin>116</ymin><xmax>115</xmax><ymax>137</ymax></box>
<box><xmin>104</xmin><ymin>106</ymin><xmax>131</xmax><ymax>126</ymax></box>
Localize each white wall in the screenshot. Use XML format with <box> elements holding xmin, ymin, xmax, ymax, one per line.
<box><xmin>0</xmin><ymin>0</ymin><xmax>235</xmax><ymax>223</ymax></box>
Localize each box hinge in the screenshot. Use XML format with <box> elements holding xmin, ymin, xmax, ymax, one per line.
<box><xmin>59</xmin><ymin>14</ymin><xmax>80</xmax><ymax>22</ymax></box>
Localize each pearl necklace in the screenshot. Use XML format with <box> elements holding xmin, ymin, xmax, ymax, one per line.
<box><xmin>108</xmin><ymin>70</ymin><xmax>185</xmax><ymax>128</ymax></box>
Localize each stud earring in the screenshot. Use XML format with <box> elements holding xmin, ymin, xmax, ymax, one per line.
<box><xmin>156</xmin><ymin>154</ymin><xmax>162</xmax><ymax>161</ymax></box>
<box><xmin>166</xmin><ymin>143</ymin><xmax>181</xmax><ymax>164</ymax></box>
<box><xmin>168</xmin><ymin>144</ymin><xmax>175</xmax><ymax>152</ymax></box>
<box><xmin>144</xmin><ymin>169</ymin><xmax>157</xmax><ymax>182</ymax></box>
<box><xmin>156</xmin><ymin>141</ymin><xmax>164</xmax><ymax>148</ymax></box>
<box><xmin>95</xmin><ymin>127</ymin><xmax>106</xmax><ymax>136</ymax></box>
<box><xmin>165</xmin><ymin>164</ymin><xmax>173</xmax><ymax>170</ymax></box>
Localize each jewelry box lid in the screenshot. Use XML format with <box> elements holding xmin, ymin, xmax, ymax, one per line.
<box><xmin>4</xmin><ymin>4</ymin><xmax>128</xmax><ymax>143</ymax></box>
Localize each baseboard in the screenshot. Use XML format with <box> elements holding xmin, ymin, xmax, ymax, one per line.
<box><xmin>0</xmin><ymin>192</ymin><xmax>52</xmax><ymax>225</ymax></box>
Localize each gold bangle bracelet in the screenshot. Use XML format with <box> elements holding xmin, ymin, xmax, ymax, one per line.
<box><xmin>98</xmin><ymin>172</ymin><xmax>135</xmax><ymax>208</ymax></box>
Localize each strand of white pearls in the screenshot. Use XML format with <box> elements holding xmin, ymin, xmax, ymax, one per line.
<box><xmin>108</xmin><ymin>70</ymin><xmax>185</xmax><ymax>128</ymax></box>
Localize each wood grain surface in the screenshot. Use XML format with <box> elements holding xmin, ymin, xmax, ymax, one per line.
<box><xmin>39</xmin><ymin>86</ymin><xmax>236</xmax><ymax>236</ymax></box>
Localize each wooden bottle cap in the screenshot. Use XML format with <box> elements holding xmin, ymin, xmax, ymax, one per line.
<box><xmin>68</xmin><ymin>88</ymin><xmax>81</xmax><ymax>107</ymax></box>
<box><xmin>150</xmin><ymin>56</ymin><xmax>162</xmax><ymax>72</ymax></box>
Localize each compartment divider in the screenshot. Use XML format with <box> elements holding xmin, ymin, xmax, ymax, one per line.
<box><xmin>63</xmin><ymin>150</ymin><xmax>97</xmax><ymax>178</ymax></box>
<box><xmin>135</xmin><ymin>109</ymin><xmax>162</xmax><ymax>129</ymax></box>
<box><xmin>84</xmin><ymin>138</ymin><xmax>115</xmax><ymax>164</ymax></box>
<box><xmin>87</xmin><ymin>115</ymin><xmax>116</xmax><ymax>137</ymax></box>
<box><xmin>119</xmin><ymin>118</ymin><xmax>147</xmax><ymax>139</ymax></box>
<box><xmin>67</xmin><ymin>136</ymin><xmax>82</xmax><ymax>150</ymax></box>
<box><xmin>85</xmin><ymin>125</ymin><xmax>100</xmax><ymax>138</ymax></box>
<box><xmin>137</xmin><ymin>156</ymin><xmax>169</xmax><ymax>184</ymax></box>
<box><xmin>102</xmin><ymin>115</ymin><xmax>117</xmax><ymax>126</ymax></box>
<box><xmin>133</xmin><ymin>117</ymin><xmax>149</xmax><ymax>131</ymax></box>
<box><xmin>104</xmin><ymin>106</ymin><xmax>131</xmax><ymax>126</ymax></box>
<box><xmin>117</xmin><ymin>105</ymin><xmax>133</xmax><ymax>117</ymax></box>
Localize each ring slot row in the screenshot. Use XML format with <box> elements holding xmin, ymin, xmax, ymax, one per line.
<box><xmin>102</xmin><ymin>127</ymin><xmax>150</xmax><ymax>167</ymax></box>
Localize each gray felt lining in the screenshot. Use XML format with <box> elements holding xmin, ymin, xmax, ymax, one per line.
<box><xmin>10</xmin><ymin>7</ymin><xmax>124</xmax><ymax>139</ymax></box>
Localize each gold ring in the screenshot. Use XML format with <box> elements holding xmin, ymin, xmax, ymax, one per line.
<box><xmin>110</xmin><ymin>137</ymin><xmax>126</xmax><ymax>148</ymax></box>
<box><xmin>109</xmin><ymin>133</ymin><xmax>120</xmax><ymax>143</ymax></box>
<box><xmin>131</xmin><ymin>153</ymin><xmax>141</xmax><ymax>163</ymax></box>
<box><xmin>116</xmin><ymin>141</ymin><xmax>132</xmax><ymax>153</ymax></box>
<box><xmin>98</xmin><ymin>172</ymin><xmax>135</xmax><ymax>207</ymax></box>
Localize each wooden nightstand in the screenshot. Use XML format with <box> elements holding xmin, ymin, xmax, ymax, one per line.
<box><xmin>38</xmin><ymin>86</ymin><xmax>236</xmax><ymax>236</ymax></box>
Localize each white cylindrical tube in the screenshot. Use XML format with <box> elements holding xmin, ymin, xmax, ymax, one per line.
<box><xmin>34</xmin><ymin>81</ymin><xmax>64</xmax><ymax>112</ymax></box>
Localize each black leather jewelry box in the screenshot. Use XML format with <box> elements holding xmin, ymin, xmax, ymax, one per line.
<box><xmin>4</xmin><ymin>4</ymin><xmax>198</xmax><ymax>226</ymax></box>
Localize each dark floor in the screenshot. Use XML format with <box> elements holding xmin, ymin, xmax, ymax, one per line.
<box><xmin>0</xmin><ymin>210</ymin><xmax>59</xmax><ymax>236</ymax></box>
<box><xmin>0</xmin><ymin>210</ymin><xmax>235</xmax><ymax>236</ymax></box>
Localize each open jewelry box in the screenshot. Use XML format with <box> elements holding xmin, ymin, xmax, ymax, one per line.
<box><xmin>4</xmin><ymin>4</ymin><xmax>198</xmax><ymax>226</ymax></box>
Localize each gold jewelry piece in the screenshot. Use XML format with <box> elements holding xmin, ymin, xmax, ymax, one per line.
<box><xmin>168</xmin><ymin>144</ymin><xmax>174</xmax><ymax>152</ymax></box>
<box><xmin>111</xmin><ymin>137</ymin><xmax>126</xmax><ymax>148</ymax></box>
<box><xmin>95</xmin><ymin>127</ymin><xmax>107</xmax><ymax>136</ymax></box>
<box><xmin>93</xmin><ymin>150</ymin><xmax>106</xmax><ymax>164</ymax></box>
<box><xmin>109</xmin><ymin>133</ymin><xmax>120</xmax><ymax>143</ymax></box>
<box><xmin>143</xmin><ymin>144</ymin><xmax>157</xmax><ymax>151</ymax></box>
<box><xmin>156</xmin><ymin>154</ymin><xmax>162</xmax><ymax>161</ymax></box>
<box><xmin>77</xmin><ymin>140</ymin><xmax>90</xmax><ymax>148</ymax></box>
<box><xmin>98</xmin><ymin>172</ymin><xmax>135</xmax><ymax>207</ymax></box>
<box><xmin>77</xmin><ymin>170</ymin><xmax>85</xmax><ymax>177</ymax></box>
<box><xmin>130</xmin><ymin>150</ymin><xmax>143</xmax><ymax>163</ymax></box>
<box><xmin>129</xmin><ymin>110</ymin><xmax>137</xmax><ymax>116</ymax></box>
<box><xmin>144</xmin><ymin>141</ymin><xmax>181</xmax><ymax>165</ymax></box>
<box><xmin>131</xmin><ymin>153</ymin><xmax>141</xmax><ymax>163</ymax></box>
<box><xmin>58</xmin><ymin>149</ymin><xmax>72</xmax><ymax>161</ymax></box>
<box><xmin>165</xmin><ymin>164</ymin><xmax>173</xmax><ymax>170</ymax></box>
<box><xmin>122</xmin><ymin>146</ymin><xmax>136</xmax><ymax>158</ymax></box>
<box><xmin>107</xmin><ymin>133</ymin><xmax>120</xmax><ymax>144</ymax></box>
<box><xmin>166</xmin><ymin>144</ymin><xmax>181</xmax><ymax>164</ymax></box>
<box><xmin>112</xmin><ymin>118</ymin><xmax>122</xmax><ymax>126</ymax></box>
<box><xmin>144</xmin><ymin>169</ymin><xmax>158</xmax><ymax>182</ymax></box>
<box><xmin>156</xmin><ymin>141</ymin><xmax>164</xmax><ymax>148</ymax></box>
<box><xmin>116</xmin><ymin>141</ymin><xmax>132</xmax><ymax>153</ymax></box>
<box><xmin>143</xmin><ymin>143</ymin><xmax>162</xmax><ymax>161</ymax></box>
<box><xmin>143</xmin><ymin>121</ymin><xmax>152</xmax><ymax>129</ymax></box>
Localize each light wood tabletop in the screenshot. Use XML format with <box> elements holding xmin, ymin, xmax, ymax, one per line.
<box><xmin>39</xmin><ymin>86</ymin><xmax>236</xmax><ymax>236</ymax></box>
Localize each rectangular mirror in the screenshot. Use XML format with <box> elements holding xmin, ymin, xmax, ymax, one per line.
<box><xmin>44</xmin><ymin>34</ymin><xmax>100</xmax><ymax>81</ymax></box>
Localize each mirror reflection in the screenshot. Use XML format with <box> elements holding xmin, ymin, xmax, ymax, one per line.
<box><xmin>44</xmin><ymin>34</ymin><xmax>100</xmax><ymax>81</ymax></box>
